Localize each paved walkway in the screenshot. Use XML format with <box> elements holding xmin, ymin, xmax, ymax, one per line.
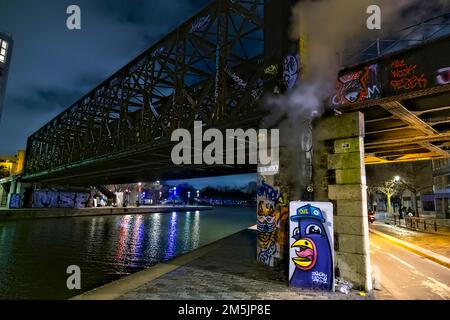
<box><xmin>370</xmin><ymin>222</ymin><xmax>450</xmax><ymax>258</ymax></box>
<box><xmin>111</xmin><ymin>229</ymin><xmax>371</xmax><ymax>300</ymax></box>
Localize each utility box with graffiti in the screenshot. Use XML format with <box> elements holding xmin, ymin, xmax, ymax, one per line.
<box><xmin>289</xmin><ymin>201</ymin><xmax>334</xmax><ymax>291</ymax></box>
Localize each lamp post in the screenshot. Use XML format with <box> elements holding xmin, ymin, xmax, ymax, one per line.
<box><xmin>137</xmin><ymin>182</ymin><xmax>142</xmax><ymax>206</ymax></box>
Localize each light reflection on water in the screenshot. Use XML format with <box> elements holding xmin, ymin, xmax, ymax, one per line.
<box><xmin>0</xmin><ymin>207</ymin><xmax>255</xmax><ymax>299</ymax></box>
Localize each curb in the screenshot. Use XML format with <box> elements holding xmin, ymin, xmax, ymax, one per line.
<box><xmin>369</xmin><ymin>229</ymin><xmax>450</xmax><ymax>269</ymax></box>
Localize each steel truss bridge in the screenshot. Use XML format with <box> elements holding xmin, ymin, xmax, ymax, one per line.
<box><xmin>24</xmin><ymin>0</ymin><xmax>267</xmax><ymax>185</ymax></box>
<box><xmin>22</xmin><ymin>0</ymin><xmax>450</xmax><ymax>185</ymax></box>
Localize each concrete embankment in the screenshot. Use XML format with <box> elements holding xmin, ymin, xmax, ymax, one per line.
<box><xmin>0</xmin><ymin>205</ymin><xmax>212</xmax><ymax>221</ymax></box>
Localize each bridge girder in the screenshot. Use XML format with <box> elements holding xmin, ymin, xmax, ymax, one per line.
<box><xmin>24</xmin><ymin>0</ymin><xmax>267</xmax><ymax>183</ymax></box>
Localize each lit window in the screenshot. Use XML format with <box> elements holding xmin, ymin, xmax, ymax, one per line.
<box><xmin>0</xmin><ymin>39</ymin><xmax>8</xmax><ymax>63</ymax></box>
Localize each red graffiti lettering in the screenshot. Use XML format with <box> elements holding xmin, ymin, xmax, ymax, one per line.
<box><xmin>390</xmin><ymin>74</ymin><xmax>428</xmax><ymax>90</ymax></box>
<box><xmin>391</xmin><ymin>64</ymin><xmax>417</xmax><ymax>78</ymax></box>
<box><xmin>391</xmin><ymin>59</ymin><xmax>406</xmax><ymax>69</ymax></box>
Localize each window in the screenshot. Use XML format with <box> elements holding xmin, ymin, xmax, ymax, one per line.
<box><xmin>0</xmin><ymin>39</ymin><xmax>8</xmax><ymax>63</ymax></box>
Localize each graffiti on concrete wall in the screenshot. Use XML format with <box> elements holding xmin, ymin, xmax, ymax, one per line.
<box><xmin>264</xmin><ymin>64</ymin><xmax>278</xmax><ymax>76</ymax></box>
<box><xmin>389</xmin><ymin>59</ymin><xmax>427</xmax><ymax>91</ymax></box>
<box><xmin>436</xmin><ymin>67</ymin><xmax>450</xmax><ymax>85</ymax></box>
<box><xmin>33</xmin><ymin>191</ymin><xmax>89</xmax><ymax>209</ymax></box>
<box><xmin>333</xmin><ymin>64</ymin><xmax>380</xmax><ymax>105</ymax></box>
<box><xmin>289</xmin><ymin>202</ymin><xmax>334</xmax><ymax>291</ymax></box>
<box><xmin>9</xmin><ymin>193</ymin><xmax>20</xmax><ymax>209</ymax></box>
<box><xmin>283</xmin><ymin>55</ymin><xmax>299</xmax><ymax>90</ymax></box>
<box><xmin>256</xmin><ymin>182</ymin><xmax>288</xmax><ymax>267</ymax></box>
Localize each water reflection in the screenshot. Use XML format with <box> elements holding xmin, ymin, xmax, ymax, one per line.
<box><xmin>192</xmin><ymin>211</ymin><xmax>200</xmax><ymax>248</ymax></box>
<box><xmin>0</xmin><ymin>207</ymin><xmax>255</xmax><ymax>299</ymax></box>
<box><xmin>115</xmin><ymin>215</ymin><xmax>131</xmax><ymax>265</ymax></box>
<box><xmin>148</xmin><ymin>213</ymin><xmax>161</xmax><ymax>259</ymax></box>
<box><xmin>183</xmin><ymin>212</ymin><xmax>192</xmax><ymax>251</ymax></box>
<box><xmin>165</xmin><ymin>212</ymin><xmax>178</xmax><ymax>259</ymax></box>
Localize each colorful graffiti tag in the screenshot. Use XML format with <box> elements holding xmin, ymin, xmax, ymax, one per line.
<box><xmin>9</xmin><ymin>193</ymin><xmax>20</xmax><ymax>209</ymax></box>
<box><xmin>389</xmin><ymin>59</ymin><xmax>427</xmax><ymax>91</ymax></box>
<box><xmin>289</xmin><ymin>202</ymin><xmax>334</xmax><ymax>291</ymax></box>
<box><xmin>436</xmin><ymin>67</ymin><xmax>450</xmax><ymax>85</ymax></box>
<box><xmin>332</xmin><ymin>64</ymin><xmax>380</xmax><ymax>106</ymax></box>
<box><xmin>256</xmin><ymin>182</ymin><xmax>288</xmax><ymax>267</ymax></box>
<box><xmin>32</xmin><ymin>190</ymin><xmax>90</xmax><ymax>209</ymax></box>
<box><xmin>283</xmin><ymin>55</ymin><xmax>299</xmax><ymax>90</ymax></box>
<box><xmin>264</xmin><ymin>64</ymin><xmax>278</xmax><ymax>76</ymax></box>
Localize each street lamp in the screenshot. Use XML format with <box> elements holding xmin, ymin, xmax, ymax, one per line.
<box><xmin>196</xmin><ymin>190</ymin><xmax>200</xmax><ymax>198</ymax></box>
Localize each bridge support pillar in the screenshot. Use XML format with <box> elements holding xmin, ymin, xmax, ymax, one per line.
<box><xmin>0</xmin><ymin>182</ymin><xmax>7</xmax><ymax>207</ymax></box>
<box><xmin>313</xmin><ymin>111</ymin><xmax>372</xmax><ymax>291</ymax></box>
<box><xmin>6</xmin><ymin>178</ymin><xmax>17</xmax><ymax>208</ymax></box>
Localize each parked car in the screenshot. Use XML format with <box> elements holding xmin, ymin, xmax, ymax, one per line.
<box><xmin>368</xmin><ymin>209</ymin><xmax>376</xmax><ymax>223</ymax></box>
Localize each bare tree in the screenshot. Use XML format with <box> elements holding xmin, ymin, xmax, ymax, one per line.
<box><xmin>376</xmin><ymin>179</ymin><xmax>397</xmax><ymax>217</ymax></box>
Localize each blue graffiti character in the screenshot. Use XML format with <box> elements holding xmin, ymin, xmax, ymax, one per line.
<box><xmin>290</xmin><ymin>204</ymin><xmax>333</xmax><ymax>290</ymax></box>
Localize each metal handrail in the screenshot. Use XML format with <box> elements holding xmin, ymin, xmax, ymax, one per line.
<box><xmin>342</xmin><ymin>12</ymin><xmax>450</xmax><ymax>65</ymax></box>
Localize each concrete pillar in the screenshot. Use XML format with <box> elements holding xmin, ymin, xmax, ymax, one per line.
<box><xmin>6</xmin><ymin>178</ymin><xmax>17</xmax><ymax>208</ymax></box>
<box><xmin>313</xmin><ymin>112</ymin><xmax>372</xmax><ymax>291</ymax></box>
<box><xmin>434</xmin><ymin>197</ymin><xmax>442</xmax><ymax>218</ymax></box>
<box><xmin>0</xmin><ymin>183</ymin><xmax>6</xmax><ymax>207</ymax></box>
<box><xmin>443</xmin><ymin>198</ymin><xmax>449</xmax><ymax>219</ymax></box>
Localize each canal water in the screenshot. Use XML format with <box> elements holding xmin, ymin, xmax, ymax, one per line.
<box><xmin>0</xmin><ymin>207</ymin><xmax>255</xmax><ymax>299</ymax></box>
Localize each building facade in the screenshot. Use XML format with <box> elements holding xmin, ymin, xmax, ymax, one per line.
<box><xmin>0</xmin><ymin>150</ymin><xmax>25</xmax><ymax>207</ymax></box>
<box><xmin>433</xmin><ymin>158</ymin><xmax>450</xmax><ymax>219</ymax></box>
<box><xmin>0</xmin><ymin>31</ymin><xmax>13</xmax><ymax>123</ymax></box>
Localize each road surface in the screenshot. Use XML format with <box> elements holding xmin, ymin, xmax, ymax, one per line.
<box><xmin>370</xmin><ymin>232</ymin><xmax>450</xmax><ymax>300</ymax></box>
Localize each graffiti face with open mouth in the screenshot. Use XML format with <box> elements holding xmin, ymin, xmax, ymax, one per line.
<box><xmin>291</xmin><ymin>237</ymin><xmax>317</xmax><ymax>270</ymax></box>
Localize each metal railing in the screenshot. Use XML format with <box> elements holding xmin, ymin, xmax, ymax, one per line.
<box><xmin>392</xmin><ymin>215</ymin><xmax>438</xmax><ymax>232</ymax></box>
<box><xmin>342</xmin><ymin>12</ymin><xmax>450</xmax><ymax>66</ymax></box>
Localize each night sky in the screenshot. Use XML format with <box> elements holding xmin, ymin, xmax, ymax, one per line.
<box><xmin>0</xmin><ymin>0</ymin><xmax>254</xmax><ymax>187</ymax></box>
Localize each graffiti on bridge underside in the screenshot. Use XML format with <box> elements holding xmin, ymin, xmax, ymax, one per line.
<box><xmin>190</xmin><ymin>15</ymin><xmax>211</xmax><ymax>33</ymax></box>
<box><xmin>436</xmin><ymin>67</ymin><xmax>450</xmax><ymax>85</ymax></box>
<box><xmin>151</xmin><ymin>47</ymin><xmax>166</xmax><ymax>58</ymax></box>
<box><xmin>32</xmin><ymin>191</ymin><xmax>90</xmax><ymax>209</ymax></box>
<box><xmin>256</xmin><ymin>182</ymin><xmax>288</xmax><ymax>267</ymax></box>
<box><xmin>332</xmin><ymin>64</ymin><xmax>380</xmax><ymax>105</ymax></box>
<box><xmin>390</xmin><ymin>59</ymin><xmax>428</xmax><ymax>91</ymax></box>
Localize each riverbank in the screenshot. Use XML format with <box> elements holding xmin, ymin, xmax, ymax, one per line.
<box><xmin>0</xmin><ymin>205</ymin><xmax>213</xmax><ymax>221</ymax></box>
